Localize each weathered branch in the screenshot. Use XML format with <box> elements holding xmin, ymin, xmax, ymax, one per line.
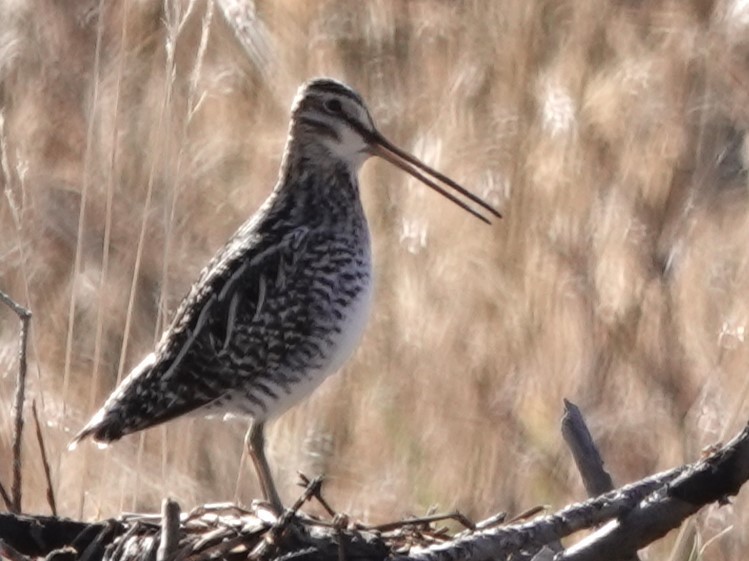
<box><xmin>397</xmin><ymin>423</ymin><xmax>749</xmax><ymax>561</ymax></box>
<box><xmin>156</xmin><ymin>499</ymin><xmax>180</xmax><ymax>561</ymax></box>
<box><xmin>559</xmin><ymin>423</ymin><xmax>749</xmax><ymax>560</ymax></box>
<box><xmin>0</xmin><ymin>289</ymin><xmax>32</xmax><ymax>514</ymax></box>
<box><xmin>561</xmin><ymin>399</ymin><xmax>614</xmax><ymax>497</ymax></box>
<box><xmin>561</xmin><ymin>399</ymin><xmax>640</xmax><ymax>561</ymax></box>
<box><xmin>2</xmin><ymin>419</ymin><xmax>748</xmax><ymax>561</ymax></box>
<box><xmin>393</xmin><ymin>466</ymin><xmax>682</xmax><ymax>561</ymax></box>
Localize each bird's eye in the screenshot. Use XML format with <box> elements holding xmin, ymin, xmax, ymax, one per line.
<box><xmin>324</xmin><ymin>99</ymin><xmax>343</xmax><ymax>113</ymax></box>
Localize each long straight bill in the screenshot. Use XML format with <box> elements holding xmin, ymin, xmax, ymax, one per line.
<box><xmin>370</xmin><ymin>132</ymin><xmax>502</xmax><ymax>224</ymax></box>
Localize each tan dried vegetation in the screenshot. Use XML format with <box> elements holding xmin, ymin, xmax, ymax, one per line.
<box><xmin>2</xmin><ymin>0</ymin><xmax>749</xmax><ymax>558</ymax></box>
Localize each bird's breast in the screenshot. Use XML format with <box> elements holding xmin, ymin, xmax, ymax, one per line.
<box><xmin>319</xmin><ymin>251</ymin><xmax>373</xmax><ymax>375</ymax></box>
<box><xmin>301</xmin><ymin>227</ymin><xmax>373</xmax><ymax>377</ymax></box>
<box><xmin>239</xmin><ymin>226</ymin><xmax>373</xmax><ymax>420</ymax></box>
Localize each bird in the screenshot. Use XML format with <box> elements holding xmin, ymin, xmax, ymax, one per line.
<box><xmin>70</xmin><ymin>77</ymin><xmax>501</xmax><ymax>513</ymax></box>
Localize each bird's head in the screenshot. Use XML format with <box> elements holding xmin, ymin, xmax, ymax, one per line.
<box><xmin>290</xmin><ymin>78</ymin><xmax>375</xmax><ymax>171</ymax></box>
<box><xmin>289</xmin><ymin>78</ymin><xmax>501</xmax><ymax>223</ymax></box>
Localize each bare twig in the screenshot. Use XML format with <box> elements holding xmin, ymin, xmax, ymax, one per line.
<box><xmin>2</xmin><ymin>422</ymin><xmax>749</xmax><ymax>561</ymax></box>
<box><xmin>392</xmin><ymin>464</ymin><xmax>684</xmax><ymax>561</ymax></box>
<box><xmin>78</xmin><ymin>521</ymin><xmax>118</xmax><ymax>561</ymax></box>
<box><xmin>274</xmin><ymin>475</ymin><xmax>324</xmax><ymax>533</ymax></box>
<box><xmin>102</xmin><ymin>521</ymin><xmax>143</xmax><ymax>561</ymax></box>
<box><xmin>182</xmin><ymin>535</ymin><xmax>247</xmax><ymax>561</ymax></box>
<box><xmin>397</xmin><ymin>422</ymin><xmax>749</xmax><ymax>561</ymax></box>
<box><xmin>0</xmin><ymin>289</ymin><xmax>32</xmax><ymax>514</ymax></box>
<box><xmin>253</xmin><ymin>475</ymin><xmax>323</xmax><ymax>560</ymax></box>
<box><xmin>298</xmin><ymin>472</ymin><xmax>337</xmax><ymax>518</ymax></box>
<box><xmin>507</xmin><ymin>506</ymin><xmax>545</xmax><ymax>524</ymax></box>
<box><xmin>561</xmin><ymin>400</ymin><xmax>614</xmax><ymax>497</ymax></box>
<box><xmin>374</xmin><ymin>513</ymin><xmax>476</xmax><ymax>533</ymax></box>
<box><xmin>559</xmin><ymin>423</ymin><xmax>749</xmax><ymax>561</ymax></box>
<box><xmin>473</xmin><ymin>512</ymin><xmax>507</xmax><ymax>531</ymax></box>
<box><xmin>31</xmin><ymin>401</ymin><xmax>57</xmax><ymax>516</ymax></box>
<box><xmin>157</xmin><ymin>498</ymin><xmax>181</xmax><ymax>561</ymax></box>
<box><xmin>0</xmin><ymin>481</ymin><xmax>12</xmax><ymax>511</ymax></box>
<box><xmin>337</xmin><ymin>531</ymin><xmax>347</xmax><ymax>561</ymax></box>
<box><xmin>561</xmin><ymin>400</ymin><xmax>640</xmax><ymax>561</ymax></box>
<box><xmin>2</xmin><ymin>421</ymin><xmax>746</xmax><ymax>561</ymax></box>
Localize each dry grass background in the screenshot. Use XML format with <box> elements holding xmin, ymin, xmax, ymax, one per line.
<box><xmin>3</xmin><ymin>0</ymin><xmax>749</xmax><ymax>557</ymax></box>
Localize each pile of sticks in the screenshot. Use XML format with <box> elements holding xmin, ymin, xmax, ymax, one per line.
<box><xmin>3</xmin><ymin>287</ymin><xmax>749</xmax><ymax>561</ymax></box>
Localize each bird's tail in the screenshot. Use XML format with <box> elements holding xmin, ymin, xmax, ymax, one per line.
<box><xmin>68</xmin><ymin>410</ymin><xmax>113</xmax><ymax>450</ymax></box>
<box><xmin>68</xmin><ymin>352</ymin><xmax>157</xmax><ymax>450</ymax></box>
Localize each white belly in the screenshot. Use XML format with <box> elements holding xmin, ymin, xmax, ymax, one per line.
<box><xmin>320</xmin><ymin>272</ymin><xmax>374</xmax><ymax>375</ymax></box>
<box><xmin>263</xmin><ymin>272</ymin><xmax>373</xmax><ymax>419</ymax></box>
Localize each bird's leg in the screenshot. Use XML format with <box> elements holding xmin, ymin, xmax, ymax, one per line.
<box><xmin>245</xmin><ymin>420</ymin><xmax>283</xmax><ymax>514</ymax></box>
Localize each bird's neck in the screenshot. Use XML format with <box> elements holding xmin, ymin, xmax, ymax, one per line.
<box><xmin>268</xmin><ymin>139</ymin><xmax>367</xmax><ymax>232</ymax></box>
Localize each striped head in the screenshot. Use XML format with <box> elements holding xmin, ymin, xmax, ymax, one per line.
<box><xmin>289</xmin><ymin>78</ymin><xmax>501</xmax><ymax>223</ymax></box>
<box><xmin>291</xmin><ymin>79</ymin><xmax>375</xmax><ymax>171</ymax></box>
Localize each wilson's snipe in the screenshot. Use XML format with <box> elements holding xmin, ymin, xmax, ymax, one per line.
<box><xmin>71</xmin><ymin>78</ymin><xmax>500</xmax><ymax>513</ymax></box>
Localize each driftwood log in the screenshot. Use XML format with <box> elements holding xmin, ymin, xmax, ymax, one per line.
<box><xmin>0</xmin><ymin>417</ymin><xmax>747</xmax><ymax>561</ymax></box>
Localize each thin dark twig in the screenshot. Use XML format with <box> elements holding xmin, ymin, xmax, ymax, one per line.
<box><xmin>253</xmin><ymin>475</ymin><xmax>323</xmax><ymax>560</ymax></box>
<box><xmin>336</xmin><ymin>524</ymin><xmax>347</xmax><ymax>561</ymax></box>
<box><xmin>507</xmin><ymin>506</ymin><xmax>546</xmax><ymax>524</ymax></box>
<box><xmin>274</xmin><ymin>475</ymin><xmax>324</xmax><ymax>535</ymax></box>
<box><xmin>0</xmin><ymin>289</ymin><xmax>32</xmax><ymax>514</ymax></box>
<box><xmin>0</xmin><ymin>480</ymin><xmax>12</xmax><ymax>511</ymax></box>
<box><xmin>298</xmin><ymin>472</ymin><xmax>337</xmax><ymax>518</ymax></box>
<box><xmin>105</xmin><ymin>521</ymin><xmax>144</xmax><ymax>561</ymax></box>
<box><xmin>78</xmin><ymin>520</ymin><xmax>116</xmax><ymax>561</ymax></box>
<box><xmin>31</xmin><ymin>400</ymin><xmax>57</xmax><ymax>516</ymax></box>
<box><xmin>374</xmin><ymin>513</ymin><xmax>476</xmax><ymax>533</ymax></box>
